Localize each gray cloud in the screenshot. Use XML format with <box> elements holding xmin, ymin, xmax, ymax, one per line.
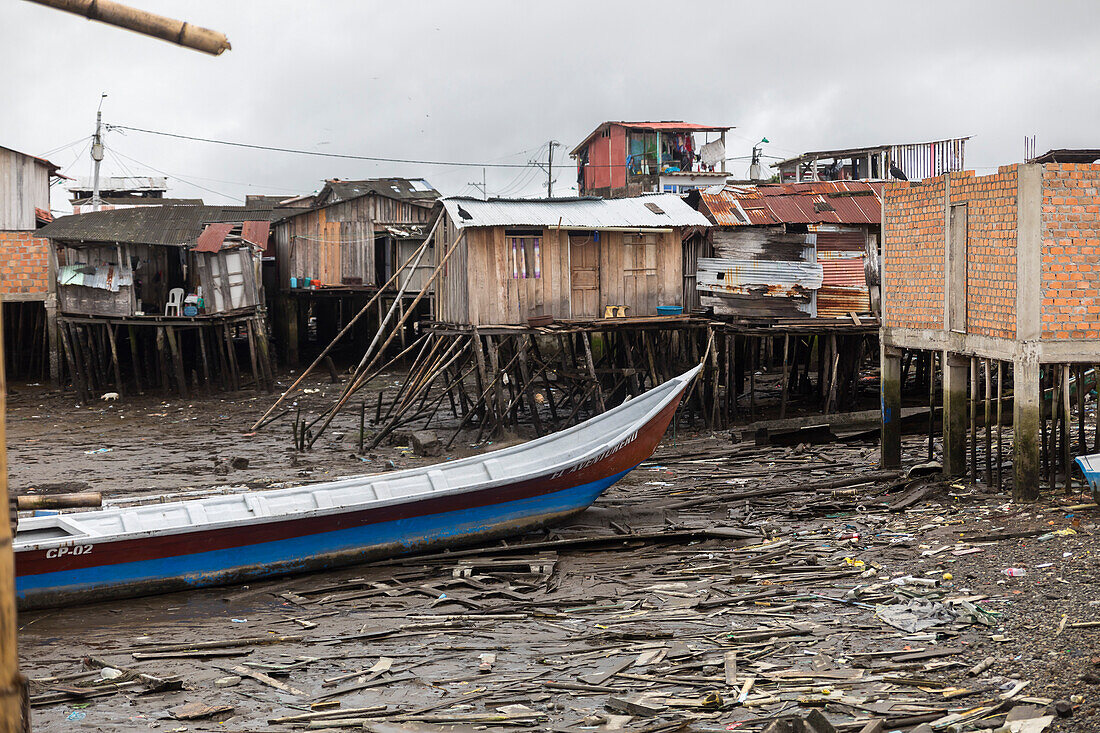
<box><xmin>3</xmin><ymin>0</ymin><xmax>1098</xmax><ymax>210</ymax></box>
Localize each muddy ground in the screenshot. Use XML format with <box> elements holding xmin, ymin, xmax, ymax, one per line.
<box><xmin>7</xmin><ymin>376</ymin><xmax>1100</xmax><ymax>733</ymax></box>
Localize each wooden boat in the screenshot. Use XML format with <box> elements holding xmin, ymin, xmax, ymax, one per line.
<box><xmin>14</xmin><ymin>365</ymin><xmax>700</xmax><ymax>609</ymax></box>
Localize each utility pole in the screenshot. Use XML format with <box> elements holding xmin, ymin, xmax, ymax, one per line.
<box><xmin>89</xmin><ymin>94</ymin><xmax>107</xmax><ymax>212</ymax></box>
<box><xmin>748</xmin><ymin>137</ymin><xmax>769</xmax><ymax>181</ymax></box>
<box><xmin>468</xmin><ymin>167</ymin><xmax>488</xmax><ymax>200</ymax></box>
<box><xmin>547</xmin><ymin>141</ymin><xmax>560</xmax><ymax>198</ymax></box>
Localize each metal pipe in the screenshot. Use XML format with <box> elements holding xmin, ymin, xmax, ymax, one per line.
<box><xmin>23</xmin><ymin>0</ymin><xmax>231</xmax><ymax>55</ymax></box>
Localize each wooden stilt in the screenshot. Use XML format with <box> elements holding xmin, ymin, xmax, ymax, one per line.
<box><xmin>245</xmin><ymin>320</ymin><xmax>262</xmax><ymax>391</ymax></box>
<box><xmin>164</xmin><ymin>325</ymin><xmax>188</xmax><ymax>398</ymax></box>
<box><xmin>155</xmin><ymin>326</ymin><xmax>170</xmax><ymax>395</ymax></box>
<box><xmin>928</xmin><ymin>350</ymin><xmax>937</xmax><ymax>461</ymax></box>
<box><xmin>516</xmin><ymin>339</ymin><xmax>543</xmax><ymax>437</ymax></box>
<box><xmin>1063</xmin><ymin>365</ymin><xmax>1072</xmax><ymax>491</ymax></box>
<box><xmin>223</xmin><ymin>322</ymin><xmax>241</xmax><ymax>391</ymax></box>
<box><xmin>197</xmin><ymin>326</ymin><xmax>211</xmax><ymax>391</ymax></box>
<box><xmin>105</xmin><ymin>323</ymin><xmax>123</xmax><ymax>393</ymax></box>
<box><xmin>984</xmin><ymin>358</ymin><xmax>993</xmax><ymax>486</ymax></box>
<box><xmin>127</xmin><ymin>325</ymin><xmax>143</xmax><ymax>395</ymax></box>
<box><xmin>996</xmin><ymin>360</ymin><xmax>1004</xmax><ymax>490</ymax></box>
<box><xmin>528</xmin><ymin>337</ymin><xmax>559</xmax><ymax>428</ymax></box>
<box><xmin>969</xmin><ymin>356</ymin><xmax>977</xmax><ymax>480</ymax></box>
<box><xmin>1077</xmin><ymin>365</ymin><xmax>1086</xmax><ymax>454</ymax></box>
<box><xmin>59</xmin><ymin>321</ymin><xmax>87</xmax><ymax>402</ymax></box>
<box><xmin>779</xmin><ymin>333</ymin><xmax>790</xmax><ymax>419</ymax></box>
<box><xmin>581</xmin><ymin>332</ymin><xmax>605</xmax><ymax>414</ymax></box>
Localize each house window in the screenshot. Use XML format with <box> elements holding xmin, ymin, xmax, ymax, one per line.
<box><xmin>506</xmin><ymin>230</ymin><xmax>541</xmax><ymax>279</ymax></box>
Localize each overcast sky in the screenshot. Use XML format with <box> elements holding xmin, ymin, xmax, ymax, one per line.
<box><xmin>3</xmin><ymin>0</ymin><xmax>1099</xmax><ymax>213</ymax></box>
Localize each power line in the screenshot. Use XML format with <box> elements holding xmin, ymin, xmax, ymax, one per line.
<box><xmin>106</xmin><ymin>124</ymin><xmax>730</xmax><ymax>172</ymax></box>
<box><xmin>108</xmin><ymin>147</ymin><xmax>240</xmax><ymax>200</ymax></box>
<box><xmin>108</xmin><ymin>124</ymin><xmax>538</xmax><ymax>169</ymax></box>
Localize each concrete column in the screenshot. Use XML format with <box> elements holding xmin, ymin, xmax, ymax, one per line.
<box><xmin>1013</xmin><ymin>357</ymin><xmax>1041</xmax><ymax>501</ymax></box>
<box><xmin>880</xmin><ymin>344</ymin><xmax>903</xmax><ymax>469</ymax></box>
<box><xmin>942</xmin><ymin>351</ymin><xmax>969</xmax><ymax>475</ymax></box>
<box><xmin>1014</xmin><ymin>165</ymin><xmax>1042</xmax><ymax>501</ymax></box>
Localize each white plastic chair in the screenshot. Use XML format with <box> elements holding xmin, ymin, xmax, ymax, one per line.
<box><xmin>165</xmin><ymin>288</ymin><xmax>185</xmax><ymax>317</ymax></box>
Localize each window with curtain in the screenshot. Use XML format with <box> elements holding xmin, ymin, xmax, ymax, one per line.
<box><xmin>506</xmin><ymin>232</ymin><xmax>541</xmax><ymax>279</ymax></box>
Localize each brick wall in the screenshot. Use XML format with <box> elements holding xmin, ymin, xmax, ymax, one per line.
<box><xmin>951</xmin><ymin>167</ymin><xmax>1018</xmax><ymax>340</ymax></box>
<box><xmin>0</xmin><ymin>230</ymin><xmax>50</xmax><ymax>297</ymax></box>
<box><xmin>1040</xmin><ymin>163</ymin><xmax>1100</xmax><ymax>340</ymax></box>
<box><xmin>883</xmin><ymin>176</ymin><xmax>945</xmax><ymax>330</ymax></box>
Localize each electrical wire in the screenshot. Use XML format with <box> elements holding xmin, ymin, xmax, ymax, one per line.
<box><xmin>108</xmin><ymin>147</ymin><xmax>240</xmax><ymax>200</ymax></box>
<box><xmin>108</xmin><ymin>124</ymin><xmax>538</xmax><ymax>169</ymax></box>
<box><xmin>107</xmin><ymin>124</ymin><xmax>721</xmax><ymax>172</ymax></box>
<box><xmin>37</xmin><ymin>135</ymin><xmax>93</xmax><ymax>159</ymax></box>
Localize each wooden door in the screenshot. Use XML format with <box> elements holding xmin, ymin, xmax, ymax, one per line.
<box><xmin>622</xmin><ymin>233</ymin><xmax>657</xmax><ymax>315</ymax></box>
<box><xmin>570</xmin><ymin>235</ymin><xmax>599</xmax><ymax>318</ymax></box>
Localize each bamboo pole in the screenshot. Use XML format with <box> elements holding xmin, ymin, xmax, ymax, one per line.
<box><xmin>249</xmin><ymin>234</ymin><xmax>433</xmax><ymax>431</ymax></box>
<box><xmin>350</xmin><ymin>217</ymin><xmax>441</xmax><ymax>377</ymax></box>
<box><xmin>0</xmin><ymin>304</ymin><xmax>28</xmax><ymax>732</ymax></box>
<box><xmin>308</xmin><ymin>231</ymin><xmax>465</xmax><ymax>447</ymax></box>
<box><xmin>16</xmin><ymin>493</ymin><xmax>101</xmax><ymax>511</ymax></box>
<box><xmin>24</xmin><ymin>0</ymin><xmax>231</xmax><ymax>55</ymax></box>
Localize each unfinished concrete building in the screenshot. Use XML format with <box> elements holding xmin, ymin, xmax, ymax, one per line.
<box><xmin>880</xmin><ymin>162</ymin><xmax>1100</xmax><ymax>500</ymax></box>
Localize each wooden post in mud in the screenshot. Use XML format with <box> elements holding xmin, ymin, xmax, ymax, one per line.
<box><xmin>0</xmin><ymin>306</ymin><xmax>29</xmax><ymax>732</ymax></box>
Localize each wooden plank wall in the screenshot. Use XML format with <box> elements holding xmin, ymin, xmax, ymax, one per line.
<box><xmin>274</xmin><ymin>194</ymin><xmax>435</xmax><ymax>288</ymax></box>
<box><xmin>434</xmin><ymin>216</ymin><xmax>468</xmax><ymax>324</ymax></box>
<box><xmin>0</xmin><ymin>148</ymin><xmax>50</xmax><ymax>230</ymax></box>
<box><xmin>445</xmin><ymin>224</ymin><xmax>683</xmax><ymax>326</ymax></box>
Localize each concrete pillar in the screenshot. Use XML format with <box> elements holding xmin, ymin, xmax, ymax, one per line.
<box><xmin>1014</xmin><ymin>165</ymin><xmax>1042</xmax><ymax>501</ymax></box>
<box><xmin>880</xmin><ymin>344</ymin><xmax>902</xmax><ymax>469</ymax></box>
<box><xmin>1013</xmin><ymin>357</ymin><xmax>1041</xmax><ymax>501</ymax></box>
<box><xmin>942</xmin><ymin>351</ymin><xmax>969</xmax><ymax>475</ymax></box>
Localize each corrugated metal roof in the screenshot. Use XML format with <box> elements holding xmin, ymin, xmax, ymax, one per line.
<box><xmin>698</xmin><ymin>181</ymin><xmax>882</xmax><ymax>227</ymax></box>
<box><xmin>38</xmin><ymin>205</ymin><xmax>279</xmax><ymax>247</ymax></box>
<box><xmin>317</xmin><ymin>178</ymin><xmax>439</xmax><ymax>206</ymax></box>
<box><xmin>442</xmin><ymin>194</ymin><xmax>710</xmax><ymax>230</ymax></box>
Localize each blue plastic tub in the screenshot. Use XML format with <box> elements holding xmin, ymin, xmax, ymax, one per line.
<box><xmin>1075</xmin><ymin>454</ymin><xmax>1100</xmax><ymax>504</ymax></box>
<box><xmin>656</xmin><ymin>305</ymin><xmax>683</xmax><ymax>316</ymax></box>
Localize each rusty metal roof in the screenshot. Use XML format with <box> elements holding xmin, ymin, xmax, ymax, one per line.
<box><xmin>697</xmin><ymin>181</ymin><xmax>883</xmax><ymax>227</ymax></box>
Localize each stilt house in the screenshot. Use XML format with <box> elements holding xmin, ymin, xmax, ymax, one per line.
<box><xmin>269</xmin><ymin>178</ymin><xmax>439</xmax><ymax>365</ymax></box>
<box><xmin>880</xmin><ymin>159</ymin><xmax>1100</xmax><ymax>499</ymax></box>
<box><xmin>687</xmin><ymin>181</ymin><xmax>883</xmax><ymax>319</ymax></box>
<box><xmin>0</xmin><ymin>144</ymin><xmax>61</xmax><ymax>382</ymax></box>
<box><xmin>37</xmin><ymin>205</ymin><xmax>279</xmax><ymax>399</ymax></box>
<box><xmin>433</xmin><ymin>195</ymin><xmax>710</xmax><ymax>326</ymax></box>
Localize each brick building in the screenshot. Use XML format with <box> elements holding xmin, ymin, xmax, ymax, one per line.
<box><xmin>880</xmin><ymin>161</ymin><xmax>1100</xmax><ymax>499</ymax></box>
<box><xmin>0</xmin><ymin>144</ymin><xmax>60</xmax><ymax>381</ymax></box>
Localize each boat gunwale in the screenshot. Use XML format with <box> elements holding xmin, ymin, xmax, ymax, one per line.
<box><xmin>15</xmin><ymin>366</ymin><xmax>700</xmax><ymax>553</ymax></box>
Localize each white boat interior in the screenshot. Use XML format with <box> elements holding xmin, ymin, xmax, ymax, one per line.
<box><xmin>16</xmin><ymin>365</ymin><xmax>700</xmax><ymax>551</ymax></box>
